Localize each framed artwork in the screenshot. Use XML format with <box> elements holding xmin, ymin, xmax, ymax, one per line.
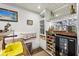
<box><xmin>27</xmin><ymin>20</ymin><xmax>33</xmax><ymax>25</ymax></box>
<box><xmin>0</xmin><ymin>8</ymin><xmax>18</xmax><ymax>22</ymax></box>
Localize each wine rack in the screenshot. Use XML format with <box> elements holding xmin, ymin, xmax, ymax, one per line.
<box><xmin>46</xmin><ymin>35</ymin><xmax>55</xmax><ymax>55</ymax></box>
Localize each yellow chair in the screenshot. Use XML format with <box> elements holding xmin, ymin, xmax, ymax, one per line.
<box><xmin>0</xmin><ymin>41</ymin><xmax>23</xmax><ymax>56</ymax></box>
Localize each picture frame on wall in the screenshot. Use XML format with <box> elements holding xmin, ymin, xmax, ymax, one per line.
<box><xmin>0</xmin><ymin>8</ymin><xmax>18</xmax><ymax>22</ymax></box>
<box><xmin>27</xmin><ymin>20</ymin><xmax>33</xmax><ymax>25</ymax></box>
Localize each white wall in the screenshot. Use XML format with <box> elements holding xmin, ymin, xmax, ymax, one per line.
<box><xmin>77</xmin><ymin>4</ymin><xmax>79</xmax><ymax>55</ymax></box>
<box><xmin>0</xmin><ymin>4</ymin><xmax>41</xmax><ymax>49</ymax></box>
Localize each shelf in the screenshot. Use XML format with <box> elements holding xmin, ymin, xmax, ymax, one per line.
<box><xmin>47</xmin><ymin>35</ymin><xmax>55</xmax><ymax>39</ymax></box>
<box><xmin>46</xmin><ymin>34</ymin><xmax>55</xmax><ymax>56</ymax></box>
<box><xmin>46</xmin><ymin>49</ymin><xmax>55</xmax><ymax>56</ymax></box>
<box><xmin>47</xmin><ymin>42</ymin><xmax>52</xmax><ymax>45</ymax></box>
<box><xmin>44</xmin><ymin>49</ymin><xmax>53</xmax><ymax>56</ymax></box>
<box><xmin>53</xmin><ymin>31</ymin><xmax>77</xmax><ymax>37</ymax></box>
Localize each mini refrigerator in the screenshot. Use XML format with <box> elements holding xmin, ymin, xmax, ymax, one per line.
<box><xmin>55</xmin><ymin>35</ymin><xmax>77</xmax><ymax>56</ymax></box>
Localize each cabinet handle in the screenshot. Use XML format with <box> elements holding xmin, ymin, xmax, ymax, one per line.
<box><xmin>69</xmin><ymin>40</ymin><xmax>74</xmax><ymax>42</ymax></box>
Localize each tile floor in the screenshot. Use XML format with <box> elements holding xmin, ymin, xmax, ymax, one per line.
<box><xmin>32</xmin><ymin>47</ymin><xmax>50</xmax><ymax>56</ymax></box>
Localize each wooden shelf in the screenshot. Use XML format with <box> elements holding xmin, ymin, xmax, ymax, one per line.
<box><xmin>53</xmin><ymin>31</ymin><xmax>77</xmax><ymax>37</ymax></box>
<box><xmin>46</xmin><ymin>34</ymin><xmax>55</xmax><ymax>56</ymax></box>
<box><xmin>44</xmin><ymin>49</ymin><xmax>53</xmax><ymax>56</ymax></box>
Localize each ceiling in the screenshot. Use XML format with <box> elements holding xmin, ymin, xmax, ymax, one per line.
<box><xmin>6</xmin><ymin>3</ymin><xmax>75</xmax><ymax>14</ymax></box>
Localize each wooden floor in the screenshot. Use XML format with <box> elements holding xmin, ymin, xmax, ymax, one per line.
<box><xmin>32</xmin><ymin>47</ymin><xmax>50</xmax><ymax>56</ymax></box>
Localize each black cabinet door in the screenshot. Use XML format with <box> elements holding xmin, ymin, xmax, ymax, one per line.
<box><xmin>68</xmin><ymin>39</ymin><xmax>76</xmax><ymax>56</ymax></box>
<box><xmin>55</xmin><ymin>35</ymin><xmax>77</xmax><ymax>56</ymax></box>
<box><xmin>55</xmin><ymin>36</ymin><xmax>60</xmax><ymax>56</ymax></box>
<box><xmin>26</xmin><ymin>43</ymin><xmax>32</xmax><ymax>54</ymax></box>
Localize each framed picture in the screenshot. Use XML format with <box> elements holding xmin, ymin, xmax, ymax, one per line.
<box><xmin>27</xmin><ymin>20</ymin><xmax>33</xmax><ymax>25</ymax></box>
<box><xmin>0</xmin><ymin>8</ymin><xmax>18</xmax><ymax>22</ymax></box>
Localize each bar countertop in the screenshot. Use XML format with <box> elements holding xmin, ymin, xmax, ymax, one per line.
<box><xmin>53</xmin><ymin>31</ymin><xmax>77</xmax><ymax>38</ymax></box>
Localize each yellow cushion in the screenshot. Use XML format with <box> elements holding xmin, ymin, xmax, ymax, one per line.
<box><xmin>0</xmin><ymin>41</ymin><xmax>23</xmax><ymax>56</ymax></box>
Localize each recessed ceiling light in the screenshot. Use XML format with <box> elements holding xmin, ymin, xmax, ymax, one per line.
<box><xmin>55</xmin><ymin>14</ymin><xmax>59</xmax><ymax>17</ymax></box>
<box><xmin>37</xmin><ymin>6</ymin><xmax>40</xmax><ymax>9</ymax></box>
